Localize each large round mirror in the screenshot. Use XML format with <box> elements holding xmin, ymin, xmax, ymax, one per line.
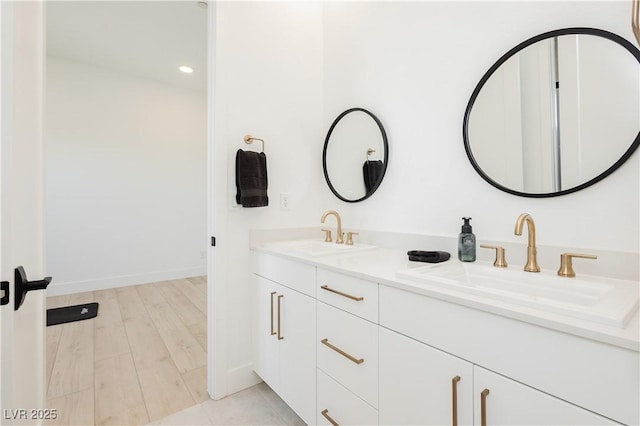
<box><xmin>323</xmin><ymin>108</ymin><xmax>389</xmax><ymax>202</ymax></box>
<box><xmin>463</xmin><ymin>28</ymin><xmax>640</xmax><ymax>197</ymax></box>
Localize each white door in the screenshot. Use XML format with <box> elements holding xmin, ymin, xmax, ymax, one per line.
<box><xmin>0</xmin><ymin>1</ymin><xmax>47</xmax><ymax>424</ymax></box>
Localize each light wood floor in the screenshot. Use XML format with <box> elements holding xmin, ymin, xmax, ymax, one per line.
<box><xmin>45</xmin><ymin>277</ymin><xmax>208</xmax><ymax>425</ymax></box>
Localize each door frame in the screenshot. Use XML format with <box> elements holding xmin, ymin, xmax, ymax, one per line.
<box><xmin>0</xmin><ymin>0</ymin><xmax>8</xmax><ymax>412</ymax></box>
<box><xmin>206</xmin><ymin>1</ymin><xmax>227</xmax><ymax>401</ymax></box>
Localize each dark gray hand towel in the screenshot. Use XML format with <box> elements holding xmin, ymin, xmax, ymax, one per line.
<box><xmin>363</xmin><ymin>160</ymin><xmax>384</xmax><ymax>193</ymax></box>
<box><xmin>236</xmin><ymin>149</ymin><xmax>268</xmax><ymax>207</ymax></box>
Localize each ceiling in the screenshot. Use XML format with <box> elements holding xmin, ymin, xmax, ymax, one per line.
<box><xmin>47</xmin><ymin>1</ymin><xmax>208</xmax><ymax>91</ymax></box>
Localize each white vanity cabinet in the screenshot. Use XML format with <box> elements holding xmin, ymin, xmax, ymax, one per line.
<box><xmin>252</xmin><ymin>248</ymin><xmax>637</xmax><ymax>425</ymax></box>
<box><xmin>253</xmin><ymin>254</ymin><xmax>316</xmax><ymax>425</ymax></box>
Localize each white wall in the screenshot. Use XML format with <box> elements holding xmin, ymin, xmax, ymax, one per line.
<box><xmin>321</xmin><ymin>1</ymin><xmax>639</xmax><ymax>253</ymax></box>
<box><xmin>213</xmin><ymin>0</ymin><xmax>640</xmax><ymax>397</ymax></box>
<box><xmin>213</xmin><ymin>1</ymin><xmax>324</xmax><ymax>394</ymax></box>
<box><xmin>45</xmin><ymin>57</ymin><xmax>207</xmax><ymax>294</ymax></box>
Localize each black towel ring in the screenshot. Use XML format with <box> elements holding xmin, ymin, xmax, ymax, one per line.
<box><xmin>243</xmin><ymin>134</ymin><xmax>265</xmax><ymax>153</ymax></box>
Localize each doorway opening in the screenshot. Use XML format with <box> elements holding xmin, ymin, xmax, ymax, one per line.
<box><xmin>43</xmin><ymin>2</ymin><xmax>209</xmax><ymax>423</ymax></box>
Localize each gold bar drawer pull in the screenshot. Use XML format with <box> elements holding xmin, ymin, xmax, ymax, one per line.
<box><xmin>277</xmin><ymin>295</ymin><xmax>284</xmax><ymax>340</ymax></box>
<box><xmin>321</xmin><ymin>338</ymin><xmax>364</xmax><ymax>365</ymax></box>
<box><xmin>321</xmin><ymin>409</ymin><xmax>340</xmax><ymax>426</ymax></box>
<box><xmin>269</xmin><ymin>292</ymin><xmax>276</xmax><ymax>336</ymax></box>
<box><xmin>320</xmin><ymin>285</ymin><xmax>364</xmax><ymax>301</ymax></box>
<box><xmin>451</xmin><ymin>376</ymin><xmax>461</xmax><ymax>426</ymax></box>
<box><xmin>480</xmin><ymin>388</ymin><xmax>490</xmax><ymax>426</ymax></box>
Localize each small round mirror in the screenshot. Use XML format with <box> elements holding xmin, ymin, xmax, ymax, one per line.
<box><xmin>463</xmin><ymin>28</ymin><xmax>640</xmax><ymax>197</ymax></box>
<box><xmin>323</xmin><ymin>108</ymin><xmax>389</xmax><ymax>202</ymax></box>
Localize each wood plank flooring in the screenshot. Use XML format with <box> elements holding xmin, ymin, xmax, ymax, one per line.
<box><xmin>45</xmin><ymin>277</ymin><xmax>208</xmax><ymax>425</ymax></box>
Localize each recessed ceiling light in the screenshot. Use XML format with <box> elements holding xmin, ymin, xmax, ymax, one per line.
<box><xmin>179</xmin><ymin>66</ymin><xmax>194</xmax><ymax>74</ymax></box>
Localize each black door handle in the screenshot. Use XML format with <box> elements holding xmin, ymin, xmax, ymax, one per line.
<box><xmin>14</xmin><ymin>266</ymin><xmax>52</xmax><ymax>311</ymax></box>
<box><xmin>1</xmin><ymin>281</ymin><xmax>9</xmax><ymax>306</ymax></box>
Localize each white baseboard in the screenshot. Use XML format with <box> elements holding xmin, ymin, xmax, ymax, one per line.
<box><xmin>45</xmin><ymin>266</ymin><xmax>207</xmax><ymax>296</ymax></box>
<box><xmin>226</xmin><ymin>362</ymin><xmax>261</xmax><ymax>397</ymax></box>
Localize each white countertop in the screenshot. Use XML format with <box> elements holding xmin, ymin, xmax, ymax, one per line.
<box><xmin>252</xmin><ymin>239</ymin><xmax>640</xmax><ymax>352</ymax></box>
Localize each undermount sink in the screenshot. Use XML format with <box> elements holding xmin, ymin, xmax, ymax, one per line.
<box><xmin>396</xmin><ymin>262</ymin><xmax>639</xmax><ymax>328</ymax></box>
<box><xmin>265</xmin><ymin>239</ymin><xmax>377</xmax><ymax>257</ymax></box>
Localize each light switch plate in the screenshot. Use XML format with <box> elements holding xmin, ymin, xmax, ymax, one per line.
<box><xmin>280</xmin><ymin>192</ymin><xmax>291</xmax><ymax>210</ymax></box>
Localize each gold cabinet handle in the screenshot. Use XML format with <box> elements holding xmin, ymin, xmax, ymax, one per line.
<box><xmin>277</xmin><ymin>295</ymin><xmax>284</xmax><ymax>340</ymax></box>
<box><xmin>321</xmin><ymin>338</ymin><xmax>364</xmax><ymax>364</ymax></box>
<box><xmin>321</xmin><ymin>409</ymin><xmax>339</xmax><ymax>426</ymax></box>
<box><xmin>269</xmin><ymin>291</ymin><xmax>277</xmax><ymax>336</ymax></box>
<box><xmin>452</xmin><ymin>376</ymin><xmax>461</xmax><ymax>426</ymax></box>
<box><xmin>481</xmin><ymin>388</ymin><xmax>490</xmax><ymax>426</ymax></box>
<box><xmin>557</xmin><ymin>252</ymin><xmax>597</xmax><ymax>277</ymax></box>
<box><xmin>320</xmin><ymin>285</ymin><xmax>364</xmax><ymax>301</ymax></box>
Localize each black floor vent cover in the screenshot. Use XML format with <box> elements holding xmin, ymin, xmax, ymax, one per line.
<box><xmin>46</xmin><ymin>302</ymin><xmax>99</xmax><ymax>326</ymax></box>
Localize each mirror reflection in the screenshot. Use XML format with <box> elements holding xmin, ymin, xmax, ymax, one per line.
<box><xmin>323</xmin><ymin>108</ymin><xmax>388</xmax><ymax>202</ymax></box>
<box><xmin>464</xmin><ymin>28</ymin><xmax>640</xmax><ymax>197</ymax></box>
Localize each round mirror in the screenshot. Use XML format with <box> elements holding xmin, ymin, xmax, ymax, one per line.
<box><xmin>323</xmin><ymin>108</ymin><xmax>389</xmax><ymax>202</ymax></box>
<box><xmin>463</xmin><ymin>28</ymin><xmax>640</xmax><ymax>197</ymax></box>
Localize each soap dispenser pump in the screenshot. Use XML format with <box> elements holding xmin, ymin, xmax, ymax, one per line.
<box><xmin>458</xmin><ymin>217</ymin><xmax>476</xmax><ymax>262</ymax></box>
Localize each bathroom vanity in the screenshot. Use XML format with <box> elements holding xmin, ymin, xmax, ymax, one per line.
<box><xmin>251</xmin><ymin>233</ymin><xmax>639</xmax><ymax>426</ymax></box>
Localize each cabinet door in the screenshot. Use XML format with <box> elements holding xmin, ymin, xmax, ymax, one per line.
<box><xmin>379</xmin><ymin>327</ymin><xmax>473</xmax><ymax>426</ymax></box>
<box><xmin>473</xmin><ymin>366</ymin><xmax>618</xmax><ymax>425</ymax></box>
<box><xmin>278</xmin><ymin>285</ymin><xmax>316</xmax><ymax>425</ymax></box>
<box><xmin>253</xmin><ymin>275</ymin><xmax>280</xmax><ymax>391</ymax></box>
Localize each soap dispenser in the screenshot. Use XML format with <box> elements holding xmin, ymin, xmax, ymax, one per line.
<box><xmin>458</xmin><ymin>217</ymin><xmax>476</xmax><ymax>262</ymax></box>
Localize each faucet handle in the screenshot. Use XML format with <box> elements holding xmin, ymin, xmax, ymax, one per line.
<box><xmin>480</xmin><ymin>245</ymin><xmax>508</xmax><ymax>268</ymax></box>
<box><xmin>345</xmin><ymin>232</ymin><xmax>359</xmax><ymax>246</ymax></box>
<box><xmin>557</xmin><ymin>253</ymin><xmax>597</xmax><ymax>277</ymax></box>
<box><xmin>321</xmin><ymin>229</ymin><xmax>333</xmax><ymax>243</ymax></box>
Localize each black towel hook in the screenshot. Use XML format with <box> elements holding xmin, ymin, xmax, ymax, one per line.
<box><xmin>244</xmin><ymin>134</ymin><xmax>265</xmax><ymax>153</ymax></box>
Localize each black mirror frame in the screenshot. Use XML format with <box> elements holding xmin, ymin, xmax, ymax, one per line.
<box><xmin>323</xmin><ymin>107</ymin><xmax>389</xmax><ymax>203</ymax></box>
<box><xmin>463</xmin><ymin>27</ymin><xmax>640</xmax><ymax>198</ymax></box>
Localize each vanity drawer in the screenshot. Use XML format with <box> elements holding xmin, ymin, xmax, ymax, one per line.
<box><xmin>253</xmin><ymin>252</ymin><xmax>315</xmax><ymax>297</ymax></box>
<box><xmin>317</xmin><ymin>301</ymin><xmax>378</xmax><ymax>408</ymax></box>
<box><xmin>317</xmin><ymin>369</ymin><xmax>378</xmax><ymax>426</ymax></box>
<box><xmin>317</xmin><ymin>268</ymin><xmax>378</xmax><ymax>322</ymax></box>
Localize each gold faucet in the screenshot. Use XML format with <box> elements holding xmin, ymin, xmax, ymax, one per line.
<box><xmin>514</xmin><ymin>213</ymin><xmax>540</xmax><ymax>272</ymax></box>
<box><xmin>321</xmin><ymin>210</ymin><xmax>344</xmax><ymax>244</ymax></box>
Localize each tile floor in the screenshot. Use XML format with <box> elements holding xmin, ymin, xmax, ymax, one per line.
<box><xmin>147</xmin><ymin>383</ymin><xmax>304</xmax><ymax>425</ymax></box>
